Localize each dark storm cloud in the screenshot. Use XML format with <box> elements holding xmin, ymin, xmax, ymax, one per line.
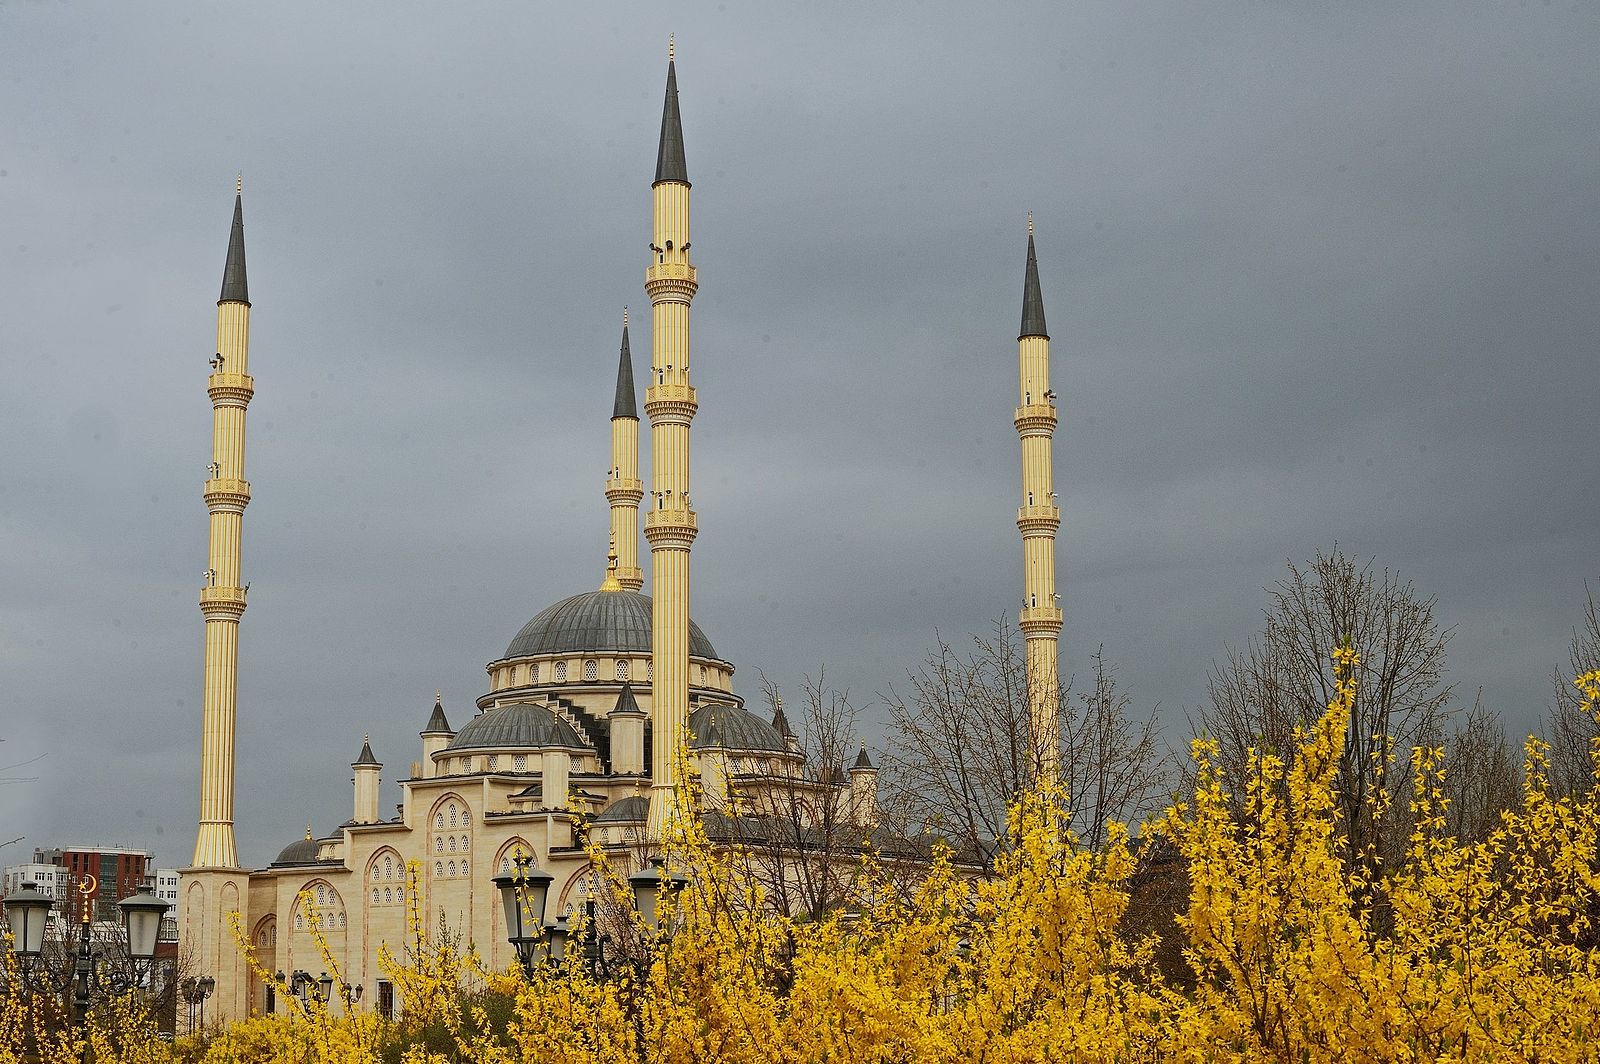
<box><xmin>1</xmin><ymin>2</ymin><xmax>1595</xmax><ymax>866</ymax></box>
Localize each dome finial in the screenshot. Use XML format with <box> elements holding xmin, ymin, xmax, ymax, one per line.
<box><xmin>599</xmin><ymin>533</ymin><xmax>624</xmax><ymax>591</ymax></box>
<box><xmin>304</xmin><ymin>823</ymin><xmax>313</xmax><ymax>841</ymax></box>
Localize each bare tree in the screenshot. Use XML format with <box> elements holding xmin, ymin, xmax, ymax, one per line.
<box><xmin>1440</xmin><ymin>696</ymin><xmax>1520</xmax><ymax>843</ymax></box>
<box><xmin>723</xmin><ymin>670</ymin><xmax>874</xmax><ymax>921</ymax></box>
<box><xmin>881</xmin><ymin>621</ymin><xmax>1167</xmax><ymax>859</ymax></box>
<box><xmin>1191</xmin><ymin>548</ymin><xmax>1454</xmax><ymax>875</ymax></box>
<box><xmin>1547</xmin><ymin>587</ymin><xmax>1600</xmax><ymax>797</ymax></box>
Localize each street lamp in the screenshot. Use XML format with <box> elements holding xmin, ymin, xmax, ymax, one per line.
<box><xmin>1</xmin><ymin>880</ymin><xmax>52</xmax><ymax>959</ymax></box>
<box><xmin>628</xmin><ymin>856</ymin><xmax>689</xmax><ymax>937</ymax></box>
<box><xmin>3</xmin><ymin>877</ymin><xmax>171</xmax><ymax>1027</ymax></box>
<box><xmin>493</xmin><ymin>856</ymin><xmax>552</xmax><ymax>973</ymax></box>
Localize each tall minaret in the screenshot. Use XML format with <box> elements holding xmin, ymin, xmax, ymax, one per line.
<box><xmin>193</xmin><ymin>180</ymin><xmax>254</xmax><ymax>868</ymax></box>
<box><xmin>605</xmin><ymin>309</ymin><xmax>645</xmax><ymax>591</ymax></box>
<box><xmin>644</xmin><ymin>39</ymin><xmax>700</xmax><ymax>837</ymax></box>
<box><xmin>1015</xmin><ymin>216</ymin><xmax>1063</xmax><ymax>781</ymax></box>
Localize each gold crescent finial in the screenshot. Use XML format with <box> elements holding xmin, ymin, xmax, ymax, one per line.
<box><xmin>363</xmin><ymin>733</ymin><xmax>369</xmax><ymax>744</ymax></box>
<box><xmin>237</xmin><ymin>173</ymin><xmax>243</xmax><ymax>195</ymax></box>
<box><xmin>1027</xmin><ymin>212</ymin><xmax>1033</xmax><ymax>235</ymax></box>
<box><xmin>305</xmin><ymin>824</ymin><xmax>313</xmax><ymax>840</ymax></box>
<box><xmin>668</xmin><ymin>34</ymin><xmax>675</xmax><ymax>61</ymax></box>
<box><xmin>435</xmin><ymin>690</ymin><xmax>442</xmax><ymax>703</ymax></box>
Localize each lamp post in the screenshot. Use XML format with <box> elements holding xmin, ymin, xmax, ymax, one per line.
<box><xmin>492</xmin><ymin>855</ymin><xmax>553</xmax><ymax>976</ymax></box>
<box><xmin>3</xmin><ymin>877</ymin><xmax>171</xmax><ymax>1030</ymax></box>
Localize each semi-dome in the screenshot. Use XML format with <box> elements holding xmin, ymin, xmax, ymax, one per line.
<box><xmin>445</xmin><ymin>702</ymin><xmax>587</xmax><ymax>752</ymax></box>
<box><xmin>688</xmin><ymin>703</ymin><xmax>789</xmax><ymax>754</ymax></box>
<box><xmin>504</xmin><ymin>590</ymin><xmax>718</xmax><ymax>661</ymax></box>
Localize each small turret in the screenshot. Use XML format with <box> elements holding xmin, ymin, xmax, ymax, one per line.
<box><xmin>773</xmin><ymin>696</ymin><xmax>801</xmax><ymax>755</ymax></box>
<box><xmin>351</xmin><ymin>735</ymin><xmax>382</xmax><ymax>824</ymax></box>
<box><xmin>848</xmin><ymin>743</ymin><xmax>878</xmax><ymax>827</ymax></box>
<box><xmin>606</xmin><ymin>311</ymin><xmax>645</xmax><ymax>591</ymax></box>
<box><xmin>608</xmin><ymin>682</ymin><xmax>647</xmax><ymax>775</ymax></box>
<box><xmin>419</xmin><ymin>694</ymin><xmax>453</xmax><ymax>779</ymax></box>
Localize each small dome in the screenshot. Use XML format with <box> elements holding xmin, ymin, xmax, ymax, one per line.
<box><xmin>445</xmin><ymin>703</ymin><xmax>587</xmax><ymax>752</ymax></box>
<box><xmin>592</xmin><ymin>795</ymin><xmax>649</xmax><ymax>824</ymax></box>
<box><xmin>688</xmin><ymin>703</ymin><xmax>788</xmax><ymax>754</ymax></box>
<box><xmin>504</xmin><ymin>590</ymin><xmax>718</xmax><ymax>660</ymax></box>
<box><xmin>271</xmin><ymin>836</ymin><xmax>323</xmax><ymax>867</ymax></box>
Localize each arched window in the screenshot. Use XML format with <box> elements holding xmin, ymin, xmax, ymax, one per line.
<box><xmin>584</xmin><ymin>659</ymin><xmax>598</xmax><ymax>681</ymax></box>
<box><xmin>434</xmin><ymin>862</ymin><xmax>443</xmax><ymax>877</ymax></box>
<box><xmin>339</xmin><ymin>913</ymin><xmax>347</xmax><ymax>928</ymax></box>
<box><xmin>372</xmin><ymin>888</ymin><xmax>379</xmax><ymax>904</ymax></box>
<box><xmin>384</xmin><ymin>857</ymin><xmax>393</xmax><ymax>879</ymax></box>
<box><xmin>384</xmin><ymin>887</ymin><xmax>392</xmax><ymax>904</ymax></box>
<box><xmin>500</xmin><ymin>857</ymin><xmax>510</xmax><ymax>874</ymax></box>
<box><xmin>448</xmin><ymin>861</ymin><xmax>456</xmax><ymax>877</ymax></box>
<box><xmin>460</xmin><ymin>859</ymin><xmax>469</xmax><ymax>877</ymax></box>
<box><xmin>449</xmin><ymin>806</ymin><xmax>458</xmax><ymax>827</ymax></box>
<box><xmin>645</xmin><ymin>660</ymin><xmax>653</xmax><ymax>681</ymax></box>
<box><xmin>617</xmin><ymin>659</ymin><xmax>628</xmax><ymax>681</ymax></box>
<box><xmin>436</xmin><ymin>813</ymin><xmax>444</xmax><ymax>829</ymax></box>
<box><xmin>295</xmin><ymin>914</ymin><xmax>303</xmax><ymax>930</ymax></box>
<box><xmin>530</xmin><ymin>663</ymin><xmax>539</xmax><ymax>683</ymax></box>
<box><xmin>459</xmin><ymin>835</ymin><xmax>468</xmax><ymax>852</ymax></box>
<box><xmin>435</xmin><ymin>837</ymin><xmax>443</xmax><ymax>853</ymax></box>
<box><xmin>555</xmin><ymin>661</ymin><xmax>568</xmax><ymax>682</ymax></box>
<box><xmin>371</xmin><ymin>866</ymin><xmax>379</xmax><ymax>881</ymax></box>
<box><xmin>316</xmin><ymin>885</ymin><xmax>326</xmax><ymax>905</ymax></box>
<box><xmin>449</xmin><ymin>837</ymin><xmax>457</xmax><ymax>853</ymax></box>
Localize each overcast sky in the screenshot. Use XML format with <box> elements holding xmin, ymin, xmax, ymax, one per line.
<box><xmin>2</xmin><ymin>2</ymin><xmax>1596</xmax><ymax>869</ymax></box>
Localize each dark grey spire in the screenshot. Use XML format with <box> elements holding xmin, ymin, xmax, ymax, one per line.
<box><xmin>1019</xmin><ymin>229</ymin><xmax>1048</xmax><ymax>341</ymax></box>
<box><xmin>612</xmin><ymin>318</ymin><xmax>638</xmax><ymax>419</ymax></box>
<box><xmin>853</xmin><ymin>743</ymin><xmax>874</xmax><ymax>771</ymax></box>
<box><xmin>772</xmin><ymin>701</ymin><xmax>795</xmax><ymax>739</ymax></box>
<box><xmin>421</xmin><ymin>697</ymin><xmax>452</xmax><ymax>736</ymax></box>
<box><xmin>352</xmin><ymin>736</ymin><xmax>380</xmax><ymax>768</ymax></box>
<box><xmin>219</xmin><ymin>191</ymin><xmax>250</xmax><ymax>305</ymax></box>
<box><xmin>653</xmin><ymin>59</ymin><xmax>689</xmax><ymax>186</ymax></box>
<box><xmin>609</xmin><ymin>682</ymin><xmax>644</xmax><ymax>717</ymax></box>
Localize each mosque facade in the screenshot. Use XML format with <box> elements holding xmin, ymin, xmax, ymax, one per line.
<box><xmin>175</xmin><ymin>49</ymin><xmax>1061</xmax><ymax>1023</ymax></box>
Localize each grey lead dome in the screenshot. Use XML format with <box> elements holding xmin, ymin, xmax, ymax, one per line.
<box><xmin>504</xmin><ymin>590</ymin><xmax>718</xmax><ymax>661</ymax></box>
<box><xmin>445</xmin><ymin>703</ymin><xmax>587</xmax><ymax>752</ymax></box>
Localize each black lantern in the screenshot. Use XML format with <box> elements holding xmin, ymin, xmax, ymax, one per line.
<box><xmin>118</xmin><ymin>885</ymin><xmax>170</xmax><ymax>963</ymax></box>
<box><xmin>494</xmin><ymin>858</ymin><xmax>553</xmax><ymax>944</ymax></box>
<box><xmin>542</xmin><ymin>917</ymin><xmax>570</xmax><ymax>965</ymax></box>
<box><xmin>2</xmin><ymin>881</ymin><xmax>52</xmax><ymax>957</ymax></box>
<box><xmin>317</xmin><ymin>972</ymin><xmax>335</xmax><ymax>1003</ymax></box>
<box><xmin>629</xmin><ymin>857</ymin><xmax>687</xmax><ymax>935</ymax></box>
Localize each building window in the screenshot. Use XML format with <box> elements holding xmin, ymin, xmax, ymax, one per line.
<box><xmin>460</xmin><ymin>859</ymin><xmax>469</xmax><ymax>877</ymax></box>
<box><xmin>377</xmin><ymin>981</ymin><xmax>394</xmax><ymax>1019</ymax></box>
<box><xmin>617</xmin><ymin>659</ymin><xmax>628</xmax><ymax>681</ymax></box>
<box><xmin>459</xmin><ymin>835</ymin><xmax>468</xmax><ymax>851</ymax></box>
<box><xmin>295</xmin><ymin>914</ymin><xmax>303</xmax><ymax>930</ymax></box>
<box><xmin>555</xmin><ymin>661</ymin><xmax>568</xmax><ymax>682</ymax></box>
<box><xmin>436</xmin><ymin>813</ymin><xmax>444</xmax><ymax>829</ymax></box>
<box><xmin>530</xmin><ymin>663</ymin><xmax>539</xmax><ymax>683</ymax></box>
<box><xmin>372</xmin><ymin>867</ymin><xmax>379</xmax><ymax>881</ymax></box>
<box><xmin>384</xmin><ymin>887</ymin><xmax>392</xmax><ymax>904</ymax></box>
<box><xmin>584</xmin><ymin>659</ymin><xmax>598</xmax><ymax>681</ymax></box>
<box><xmin>339</xmin><ymin>913</ymin><xmax>347</xmax><ymax>928</ymax></box>
<box><xmin>514</xmin><ymin>754</ymin><xmax>526</xmax><ymax>771</ymax></box>
<box><xmin>645</xmin><ymin>660</ymin><xmax>653</xmax><ymax>681</ymax></box>
<box><xmin>448</xmin><ymin>861</ymin><xmax>456</xmax><ymax>877</ymax></box>
<box><xmin>435</xmin><ymin>838</ymin><xmax>443</xmax><ymax>853</ymax></box>
<box><xmin>449</xmin><ymin>837</ymin><xmax>457</xmax><ymax>853</ymax></box>
<box><xmin>487</xmin><ymin>755</ymin><xmax>498</xmax><ymax>770</ymax></box>
<box><xmin>384</xmin><ymin>857</ymin><xmax>393</xmax><ymax>879</ymax></box>
<box><xmin>449</xmin><ymin>807</ymin><xmax>458</xmax><ymax>827</ymax></box>
<box><xmin>434</xmin><ymin>862</ymin><xmax>443</xmax><ymax>877</ymax></box>
<box><xmin>372</xmin><ymin>888</ymin><xmax>379</xmax><ymax>904</ymax></box>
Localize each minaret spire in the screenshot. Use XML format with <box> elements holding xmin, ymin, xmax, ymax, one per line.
<box><xmin>606</xmin><ymin>310</ymin><xmax>645</xmax><ymax>591</ymax></box>
<box><xmin>192</xmin><ymin>185</ymin><xmax>256</xmax><ymax>869</ymax></box>
<box><xmin>1014</xmin><ymin>218</ymin><xmax>1062</xmax><ymax>782</ymax></box>
<box><xmin>644</xmin><ymin>49</ymin><xmax>700</xmax><ymax>837</ymax></box>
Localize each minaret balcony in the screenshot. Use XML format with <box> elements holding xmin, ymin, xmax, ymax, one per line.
<box><xmin>1016</xmin><ymin>505</ymin><xmax>1061</xmax><ymax>534</ymax></box>
<box><xmin>605</xmin><ymin>477</ymin><xmax>644</xmax><ymax>502</ymax></box>
<box><xmin>644</xmin><ymin>384</ymin><xmax>698</xmax><ymax>423</ymax></box>
<box><xmin>644</xmin><ymin>507</ymin><xmax>699</xmax><ymax>548</ymax></box>
<box><xmin>199</xmin><ymin>585</ymin><xmax>248</xmax><ymax>618</ymax></box>
<box><xmin>207</xmin><ymin>372</ymin><xmax>255</xmax><ymax>406</ymax></box>
<box><xmin>1013</xmin><ymin>404</ymin><xmax>1057</xmax><ymax>436</ymax></box>
<box><xmin>1018</xmin><ymin>605</ymin><xmax>1064</xmax><ymax>632</ymax></box>
<box><xmin>204</xmin><ymin>478</ymin><xmax>252</xmax><ymax>511</ymax></box>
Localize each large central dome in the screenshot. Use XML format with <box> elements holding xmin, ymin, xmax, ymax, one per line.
<box><xmin>504</xmin><ymin>590</ymin><xmax>719</xmax><ymax>660</ymax></box>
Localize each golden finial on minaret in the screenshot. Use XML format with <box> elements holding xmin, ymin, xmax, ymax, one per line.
<box><xmin>623</xmin><ymin>306</ymin><xmax>628</xmax><ymax>328</ymax></box>
<box><xmin>1027</xmin><ymin>211</ymin><xmax>1034</xmax><ymax>236</ymax></box>
<box><xmin>435</xmin><ymin>690</ymin><xmax>442</xmax><ymax>703</ymax></box>
<box><xmin>599</xmin><ymin>532</ymin><xmax>624</xmax><ymax>591</ymax></box>
<box><xmin>236</xmin><ymin>173</ymin><xmax>243</xmax><ymax>195</ymax></box>
<box><xmin>363</xmin><ymin>733</ymin><xmax>369</xmax><ymax>744</ymax></box>
<box><xmin>668</xmin><ymin>34</ymin><xmax>675</xmax><ymax>61</ymax></box>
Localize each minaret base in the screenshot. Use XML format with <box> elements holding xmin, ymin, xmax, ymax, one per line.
<box><xmin>175</xmin><ymin>866</ymin><xmax>252</xmax><ymax>1024</ymax></box>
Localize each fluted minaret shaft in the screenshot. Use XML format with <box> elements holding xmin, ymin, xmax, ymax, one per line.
<box><xmin>193</xmin><ymin>189</ymin><xmax>254</xmax><ymax>869</ymax></box>
<box><xmin>606</xmin><ymin>314</ymin><xmax>644</xmax><ymax>591</ymax></box>
<box><xmin>644</xmin><ymin>52</ymin><xmax>699</xmax><ymax>838</ymax></box>
<box><xmin>1015</xmin><ymin>223</ymin><xmax>1062</xmax><ymax>782</ymax></box>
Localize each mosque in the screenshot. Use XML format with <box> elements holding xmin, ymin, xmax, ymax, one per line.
<box><xmin>175</xmin><ymin>47</ymin><xmax>1064</xmax><ymax>1022</ymax></box>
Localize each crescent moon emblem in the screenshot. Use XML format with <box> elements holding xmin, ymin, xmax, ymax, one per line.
<box><xmin>79</xmin><ymin>874</ymin><xmax>97</xmax><ymax>895</ymax></box>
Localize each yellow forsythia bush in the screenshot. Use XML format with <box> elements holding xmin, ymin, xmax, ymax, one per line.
<box><xmin>8</xmin><ymin>665</ymin><xmax>1600</xmax><ymax>1062</ymax></box>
